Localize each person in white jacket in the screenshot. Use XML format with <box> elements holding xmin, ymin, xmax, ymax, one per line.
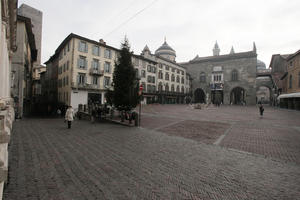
<box><xmin>65</xmin><ymin>106</ymin><xmax>74</xmax><ymax>129</ymax></box>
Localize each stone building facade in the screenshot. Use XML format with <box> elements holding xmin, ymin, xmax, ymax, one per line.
<box><xmin>0</xmin><ymin>0</ymin><xmax>17</xmax><ymax>198</ymax></box>
<box><xmin>182</xmin><ymin>42</ymin><xmax>257</xmax><ymax>105</ymax></box>
<box><xmin>277</xmin><ymin>49</ymin><xmax>300</xmax><ymax>110</ymax></box>
<box><xmin>18</xmin><ymin>4</ymin><xmax>44</xmax><ymax>99</ymax></box>
<box><xmin>11</xmin><ymin>15</ymin><xmax>37</xmax><ymax>118</ymax></box>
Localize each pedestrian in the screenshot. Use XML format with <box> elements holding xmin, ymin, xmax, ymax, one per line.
<box><xmin>258</xmin><ymin>102</ymin><xmax>264</xmax><ymax>117</ymax></box>
<box><xmin>65</xmin><ymin>106</ymin><xmax>74</xmax><ymax>129</ymax></box>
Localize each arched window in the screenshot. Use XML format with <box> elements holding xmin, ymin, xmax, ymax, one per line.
<box><xmin>165</xmin><ymin>73</ymin><xmax>169</xmax><ymax>80</ymax></box>
<box><xmin>200</xmin><ymin>72</ymin><xmax>206</xmax><ymax>83</ymax></box>
<box><xmin>165</xmin><ymin>83</ymin><xmax>169</xmax><ymax>92</ymax></box>
<box><xmin>181</xmin><ymin>77</ymin><xmax>184</xmax><ymax>84</ymax></box>
<box><xmin>171</xmin><ymin>74</ymin><xmax>175</xmax><ymax>82</ymax></box>
<box><xmin>158</xmin><ymin>82</ymin><xmax>163</xmax><ymax>91</ymax></box>
<box><xmin>289</xmin><ymin>75</ymin><xmax>293</xmax><ymax>89</ymax></box>
<box><xmin>171</xmin><ymin>84</ymin><xmax>175</xmax><ymax>92</ymax></box>
<box><xmin>176</xmin><ymin>85</ymin><xmax>180</xmax><ymax>92</ymax></box>
<box><xmin>181</xmin><ymin>86</ymin><xmax>185</xmax><ymax>93</ymax></box>
<box><xmin>232</xmin><ymin>70</ymin><xmax>238</xmax><ymax>81</ymax></box>
<box><xmin>176</xmin><ymin>75</ymin><xmax>180</xmax><ymax>83</ymax></box>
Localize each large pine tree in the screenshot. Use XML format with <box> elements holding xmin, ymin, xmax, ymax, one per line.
<box><xmin>112</xmin><ymin>38</ymin><xmax>139</xmax><ymax>111</ymax></box>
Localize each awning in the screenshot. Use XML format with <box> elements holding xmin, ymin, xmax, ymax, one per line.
<box><xmin>277</xmin><ymin>92</ymin><xmax>300</xmax><ymax>100</ymax></box>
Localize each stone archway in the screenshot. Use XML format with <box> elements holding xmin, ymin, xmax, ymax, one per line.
<box><xmin>230</xmin><ymin>87</ymin><xmax>245</xmax><ymax>105</ymax></box>
<box><xmin>256</xmin><ymin>86</ymin><xmax>271</xmax><ymax>104</ymax></box>
<box><xmin>194</xmin><ymin>88</ymin><xmax>206</xmax><ymax>103</ymax></box>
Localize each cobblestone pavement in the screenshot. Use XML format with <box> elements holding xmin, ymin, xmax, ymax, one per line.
<box><xmin>4</xmin><ymin>105</ymin><xmax>300</xmax><ymax>199</ymax></box>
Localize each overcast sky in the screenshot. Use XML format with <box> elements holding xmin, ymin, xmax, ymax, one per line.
<box><xmin>18</xmin><ymin>0</ymin><xmax>300</xmax><ymax>67</ymax></box>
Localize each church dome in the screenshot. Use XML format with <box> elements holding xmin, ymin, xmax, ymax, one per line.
<box><xmin>155</xmin><ymin>39</ymin><xmax>176</xmax><ymax>61</ymax></box>
<box><xmin>257</xmin><ymin>60</ymin><xmax>266</xmax><ymax>69</ymax></box>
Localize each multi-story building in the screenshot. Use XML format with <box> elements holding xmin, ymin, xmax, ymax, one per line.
<box><xmin>182</xmin><ymin>42</ymin><xmax>258</xmax><ymax>105</ymax></box>
<box><xmin>0</xmin><ymin>0</ymin><xmax>18</xmax><ymax>198</ymax></box>
<box><xmin>139</xmin><ymin>40</ymin><xmax>191</xmax><ymax>104</ymax></box>
<box><xmin>45</xmin><ymin>34</ymin><xmax>191</xmax><ymax>110</ymax></box>
<box><xmin>11</xmin><ymin>15</ymin><xmax>37</xmax><ymax>118</ymax></box>
<box><xmin>18</xmin><ymin>4</ymin><xmax>43</xmax><ymax>100</ymax></box>
<box><xmin>277</xmin><ymin>50</ymin><xmax>300</xmax><ymax>110</ymax></box>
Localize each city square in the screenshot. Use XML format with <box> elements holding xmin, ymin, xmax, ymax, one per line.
<box><xmin>3</xmin><ymin>105</ymin><xmax>300</xmax><ymax>199</ymax></box>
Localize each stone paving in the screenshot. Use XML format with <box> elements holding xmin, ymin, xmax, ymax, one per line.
<box><xmin>3</xmin><ymin>105</ymin><xmax>300</xmax><ymax>199</ymax></box>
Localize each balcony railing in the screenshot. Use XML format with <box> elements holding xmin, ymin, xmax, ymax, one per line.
<box><xmin>89</xmin><ymin>68</ymin><xmax>104</xmax><ymax>76</ymax></box>
<box><xmin>71</xmin><ymin>82</ymin><xmax>101</xmax><ymax>90</ymax></box>
<box><xmin>210</xmin><ymin>82</ymin><xmax>224</xmax><ymax>90</ymax></box>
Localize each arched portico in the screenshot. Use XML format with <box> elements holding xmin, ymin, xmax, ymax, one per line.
<box><xmin>230</xmin><ymin>87</ymin><xmax>245</xmax><ymax>105</ymax></box>
<box><xmin>194</xmin><ymin>88</ymin><xmax>206</xmax><ymax>103</ymax></box>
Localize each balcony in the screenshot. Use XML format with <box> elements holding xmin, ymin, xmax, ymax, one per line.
<box><xmin>89</xmin><ymin>68</ymin><xmax>104</xmax><ymax>76</ymax></box>
<box><xmin>71</xmin><ymin>82</ymin><xmax>101</xmax><ymax>90</ymax></box>
<box><xmin>210</xmin><ymin>82</ymin><xmax>224</xmax><ymax>90</ymax></box>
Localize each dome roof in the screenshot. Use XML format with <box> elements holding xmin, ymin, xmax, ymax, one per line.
<box><xmin>257</xmin><ymin>59</ymin><xmax>266</xmax><ymax>69</ymax></box>
<box><xmin>155</xmin><ymin>41</ymin><xmax>176</xmax><ymax>57</ymax></box>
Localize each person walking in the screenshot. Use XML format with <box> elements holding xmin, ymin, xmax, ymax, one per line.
<box><xmin>258</xmin><ymin>102</ymin><xmax>264</xmax><ymax>117</ymax></box>
<box><xmin>65</xmin><ymin>106</ymin><xmax>74</xmax><ymax>129</ymax></box>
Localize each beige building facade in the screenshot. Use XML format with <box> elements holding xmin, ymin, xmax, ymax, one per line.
<box><xmin>45</xmin><ymin>34</ymin><xmax>191</xmax><ymax>110</ymax></box>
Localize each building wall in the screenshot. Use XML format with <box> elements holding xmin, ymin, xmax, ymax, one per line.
<box><xmin>18</xmin><ymin>4</ymin><xmax>42</xmax><ymax>67</ymax></box>
<box><xmin>287</xmin><ymin>53</ymin><xmax>300</xmax><ymax>93</ymax></box>
<box><xmin>0</xmin><ymin>0</ymin><xmax>17</xmax><ymax>198</ymax></box>
<box><xmin>183</xmin><ymin>54</ymin><xmax>257</xmax><ymax>105</ymax></box>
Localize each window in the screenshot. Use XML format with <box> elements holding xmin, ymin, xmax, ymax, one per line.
<box><xmin>104</xmin><ymin>62</ymin><xmax>111</xmax><ymax>73</ymax></box>
<box><xmin>67</xmin><ymin>42</ymin><xmax>70</xmax><ymax>52</ymax></box>
<box><xmin>165</xmin><ymin>84</ymin><xmax>169</xmax><ymax>92</ymax></box>
<box><xmin>142</xmin><ymin>82</ymin><xmax>146</xmax><ymax>92</ymax></box>
<box><xmin>152</xmin><ymin>66</ymin><xmax>156</xmax><ymax>73</ymax></box>
<box><xmin>147</xmin><ymin>65</ymin><xmax>151</xmax><ymax>72</ymax></box>
<box><xmin>158</xmin><ymin>70</ymin><xmax>163</xmax><ymax>79</ymax></box>
<box><xmin>232</xmin><ymin>70</ymin><xmax>238</xmax><ymax>81</ymax></box>
<box><xmin>78</xmin><ymin>41</ymin><xmax>88</xmax><ymax>53</ymax></box>
<box><xmin>66</xmin><ymin>76</ymin><xmax>69</xmax><ymax>86</ymax></box>
<box><xmin>165</xmin><ymin>73</ymin><xmax>169</xmax><ymax>80</ymax></box>
<box><xmin>165</xmin><ymin>65</ymin><xmax>169</xmax><ymax>71</ymax></box>
<box><xmin>171</xmin><ymin>84</ymin><xmax>175</xmax><ymax>92</ymax></box>
<box><xmin>92</xmin><ymin>76</ymin><xmax>98</xmax><ymax>85</ymax></box>
<box><xmin>141</xmin><ymin>70</ymin><xmax>146</xmax><ymax>78</ymax></box>
<box><xmin>181</xmin><ymin>71</ymin><xmax>184</xmax><ymax>75</ymax></box>
<box><xmin>176</xmin><ymin>75</ymin><xmax>180</xmax><ymax>83</ymax></box>
<box><xmin>147</xmin><ymin>76</ymin><xmax>152</xmax><ymax>83</ymax></box>
<box><xmin>135</xmin><ymin>69</ymin><xmax>139</xmax><ymax>78</ymax></box>
<box><xmin>289</xmin><ymin>61</ymin><xmax>293</xmax><ymax>67</ymax></box>
<box><xmin>176</xmin><ymin>85</ymin><xmax>180</xmax><ymax>92</ymax></box>
<box><xmin>214</xmin><ymin>74</ymin><xmax>222</xmax><ymax>82</ymax></box>
<box><xmin>171</xmin><ymin>74</ymin><xmax>175</xmax><ymax>82</ymax></box>
<box><xmin>181</xmin><ymin>86</ymin><xmax>185</xmax><ymax>93</ymax></box>
<box><xmin>159</xmin><ymin>64</ymin><xmax>163</xmax><ymax>69</ymax></box>
<box><xmin>181</xmin><ymin>77</ymin><xmax>184</xmax><ymax>84</ymax></box>
<box><xmin>172</xmin><ymin>68</ymin><xmax>175</xmax><ymax>72</ymax></box>
<box><xmin>92</xmin><ymin>59</ymin><xmax>99</xmax><ymax>70</ymax></box>
<box><xmin>104</xmin><ymin>76</ymin><xmax>111</xmax><ymax>87</ymax></box>
<box><xmin>66</xmin><ymin>61</ymin><xmax>69</xmax><ymax>71</ymax></box>
<box><xmin>77</xmin><ymin>73</ymin><xmax>86</xmax><ymax>84</ymax></box>
<box><xmin>77</xmin><ymin>56</ymin><xmax>87</xmax><ymax>69</ymax></box>
<box><xmin>177</xmin><ymin>69</ymin><xmax>180</xmax><ymax>74</ymax></box>
<box><xmin>158</xmin><ymin>82</ymin><xmax>163</xmax><ymax>91</ymax></box>
<box><xmin>63</xmin><ymin>47</ymin><xmax>66</xmax><ymax>55</ymax></box>
<box><xmin>93</xmin><ymin>45</ymin><xmax>100</xmax><ymax>56</ymax></box>
<box><xmin>63</xmin><ymin>63</ymin><xmax>66</xmax><ymax>72</ymax></box>
<box><xmin>59</xmin><ymin>52</ymin><xmax>63</xmax><ymax>60</ymax></box>
<box><xmin>289</xmin><ymin>75</ymin><xmax>292</xmax><ymax>89</ymax></box>
<box><xmin>200</xmin><ymin>72</ymin><xmax>206</xmax><ymax>83</ymax></box>
<box><xmin>63</xmin><ymin>77</ymin><xmax>65</xmax><ymax>86</ymax></box>
<box><xmin>104</xmin><ymin>49</ymin><xmax>112</xmax><ymax>59</ymax></box>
